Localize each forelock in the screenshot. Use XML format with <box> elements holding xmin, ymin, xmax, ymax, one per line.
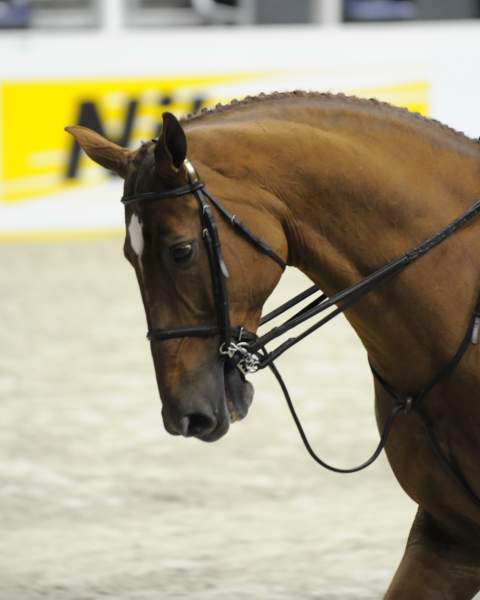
<box><xmin>125</xmin><ymin>139</ymin><xmax>157</xmax><ymax>196</ymax></box>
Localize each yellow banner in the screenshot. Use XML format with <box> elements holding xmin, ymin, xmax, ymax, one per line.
<box><xmin>0</xmin><ymin>72</ymin><xmax>263</xmax><ymax>203</ymax></box>
<box><xmin>0</xmin><ymin>76</ymin><xmax>429</xmax><ymax>203</ymax></box>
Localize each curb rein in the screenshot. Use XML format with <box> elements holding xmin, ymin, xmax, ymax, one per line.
<box><xmin>122</xmin><ymin>158</ymin><xmax>480</xmax><ymax>507</ymax></box>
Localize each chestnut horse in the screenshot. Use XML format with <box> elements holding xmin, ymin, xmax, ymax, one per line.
<box><xmin>67</xmin><ymin>92</ymin><xmax>480</xmax><ymax>599</ymax></box>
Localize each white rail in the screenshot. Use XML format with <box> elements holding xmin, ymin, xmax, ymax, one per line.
<box><xmin>311</xmin><ymin>0</ymin><xmax>343</xmax><ymax>25</ymax></box>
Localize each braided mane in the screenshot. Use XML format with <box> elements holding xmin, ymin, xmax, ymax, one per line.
<box><xmin>184</xmin><ymin>90</ymin><xmax>479</xmax><ymax>149</ymax></box>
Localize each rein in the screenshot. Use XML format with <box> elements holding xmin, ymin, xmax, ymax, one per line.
<box><xmin>122</xmin><ymin>159</ymin><xmax>480</xmax><ymax>506</ymax></box>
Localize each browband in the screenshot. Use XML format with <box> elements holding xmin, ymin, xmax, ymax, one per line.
<box><xmin>121</xmin><ymin>181</ymin><xmax>205</xmax><ymax>206</ymax></box>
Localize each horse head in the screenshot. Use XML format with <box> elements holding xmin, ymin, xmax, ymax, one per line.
<box><xmin>66</xmin><ymin>112</ymin><xmax>286</xmax><ymax>442</ymax></box>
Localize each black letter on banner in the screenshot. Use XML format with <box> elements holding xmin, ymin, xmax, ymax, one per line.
<box><xmin>65</xmin><ymin>99</ymin><xmax>138</xmax><ymax>179</ymax></box>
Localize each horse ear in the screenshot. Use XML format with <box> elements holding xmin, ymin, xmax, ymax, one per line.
<box><xmin>155</xmin><ymin>112</ymin><xmax>187</xmax><ymax>173</ymax></box>
<box><xmin>64</xmin><ymin>125</ymin><xmax>130</xmax><ymax>178</ymax></box>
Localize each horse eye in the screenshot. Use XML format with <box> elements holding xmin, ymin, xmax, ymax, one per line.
<box><xmin>170</xmin><ymin>243</ymin><xmax>194</xmax><ymax>263</ymax></box>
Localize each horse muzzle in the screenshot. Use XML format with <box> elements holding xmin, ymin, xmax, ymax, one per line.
<box><xmin>161</xmin><ymin>358</ymin><xmax>254</xmax><ymax>442</ymax></box>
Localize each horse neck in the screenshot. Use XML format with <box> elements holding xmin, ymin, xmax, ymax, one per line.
<box><xmin>261</xmin><ymin>117</ymin><xmax>480</xmax><ymax>391</ymax></box>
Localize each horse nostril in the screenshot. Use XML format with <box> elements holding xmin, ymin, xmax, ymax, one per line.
<box><xmin>179</xmin><ymin>413</ymin><xmax>216</xmax><ymax>437</ymax></box>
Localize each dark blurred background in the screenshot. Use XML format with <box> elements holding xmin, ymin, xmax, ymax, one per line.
<box><xmin>0</xmin><ymin>0</ymin><xmax>479</xmax><ymax>29</ymax></box>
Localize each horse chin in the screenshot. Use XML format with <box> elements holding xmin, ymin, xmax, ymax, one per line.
<box><xmin>224</xmin><ymin>361</ymin><xmax>254</xmax><ymax>424</ymax></box>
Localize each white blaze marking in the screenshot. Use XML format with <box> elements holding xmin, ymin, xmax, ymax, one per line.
<box><xmin>128</xmin><ymin>213</ymin><xmax>144</xmax><ymax>275</ymax></box>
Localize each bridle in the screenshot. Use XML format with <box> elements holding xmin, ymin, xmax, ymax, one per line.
<box><xmin>122</xmin><ymin>157</ymin><xmax>480</xmax><ymax>507</ymax></box>
<box><xmin>123</xmin><ymin>160</ymin><xmax>285</xmax><ymax>353</ymax></box>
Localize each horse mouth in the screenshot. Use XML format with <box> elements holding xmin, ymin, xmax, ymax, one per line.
<box><xmin>161</xmin><ymin>360</ymin><xmax>254</xmax><ymax>443</ymax></box>
<box><xmin>224</xmin><ymin>360</ymin><xmax>254</xmax><ymax>424</ymax></box>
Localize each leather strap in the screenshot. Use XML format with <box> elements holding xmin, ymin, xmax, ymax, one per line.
<box><xmin>121</xmin><ymin>163</ymin><xmax>285</xmax><ymax>346</ymax></box>
<box><xmin>148</xmin><ymin>325</ymin><xmax>256</xmax><ymax>343</ymax></box>
<box><xmin>370</xmin><ymin>291</ymin><xmax>480</xmax><ymax>507</ymax></box>
<box><xmin>147</xmin><ymin>325</ymin><xmax>219</xmax><ymax>341</ymax></box>
<box><xmin>121</xmin><ymin>181</ymin><xmax>205</xmax><ymax>205</ymax></box>
<box><xmin>203</xmin><ymin>189</ymin><xmax>286</xmax><ymax>269</ymax></box>
<box><xmin>248</xmin><ymin>199</ymin><xmax>480</xmax><ymax>358</ymax></box>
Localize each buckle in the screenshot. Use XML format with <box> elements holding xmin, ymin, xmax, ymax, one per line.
<box><xmin>219</xmin><ymin>341</ymin><xmax>260</xmax><ymax>375</ymax></box>
<box><xmin>183</xmin><ymin>158</ymin><xmax>200</xmax><ymax>184</ymax></box>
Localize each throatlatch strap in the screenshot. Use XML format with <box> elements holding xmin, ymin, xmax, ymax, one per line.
<box><xmin>204</xmin><ymin>190</ymin><xmax>286</xmax><ymax>270</ymax></box>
